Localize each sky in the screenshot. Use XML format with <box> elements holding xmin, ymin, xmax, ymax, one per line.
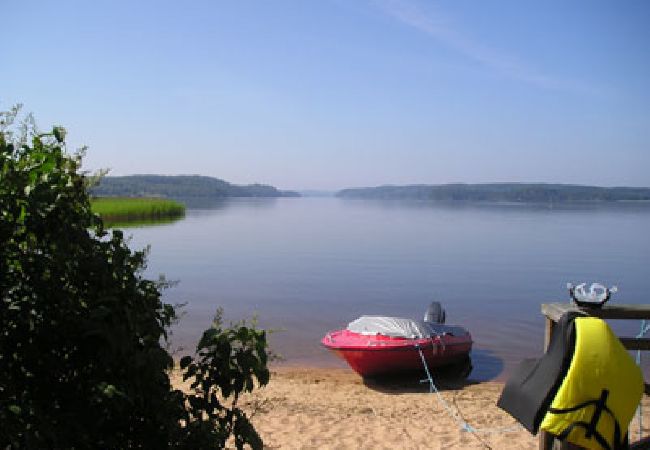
<box><xmin>4</xmin><ymin>0</ymin><xmax>650</xmax><ymax>190</ymax></box>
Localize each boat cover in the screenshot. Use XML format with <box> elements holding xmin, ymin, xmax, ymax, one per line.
<box><xmin>346</xmin><ymin>316</ymin><xmax>468</xmax><ymax>339</ymax></box>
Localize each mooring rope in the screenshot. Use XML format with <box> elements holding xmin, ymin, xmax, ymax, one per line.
<box><xmin>415</xmin><ymin>344</ymin><xmax>523</xmax><ymax>435</ymax></box>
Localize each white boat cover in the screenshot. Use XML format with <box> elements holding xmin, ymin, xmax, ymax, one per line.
<box><xmin>346</xmin><ymin>316</ymin><xmax>468</xmax><ymax>339</ymax></box>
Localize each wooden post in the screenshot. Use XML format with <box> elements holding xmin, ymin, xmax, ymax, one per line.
<box><xmin>543</xmin><ymin>316</ymin><xmax>555</xmax><ymax>352</ymax></box>
<box><xmin>539</xmin><ymin>316</ymin><xmax>556</xmax><ymax>450</ymax></box>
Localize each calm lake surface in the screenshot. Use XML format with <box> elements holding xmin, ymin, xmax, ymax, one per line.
<box><xmin>125</xmin><ymin>198</ymin><xmax>650</xmax><ymax>381</ymax></box>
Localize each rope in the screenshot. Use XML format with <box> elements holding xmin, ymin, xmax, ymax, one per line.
<box><xmin>415</xmin><ymin>344</ymin><xmax>523</xmax><ymax>435</ymax></box>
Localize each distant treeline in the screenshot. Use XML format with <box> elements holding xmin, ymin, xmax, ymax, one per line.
<box><xmin>336</xmin><ymin>183</ymin><xmax>650</xmax><ymax>203</ymax></box>
<box><xmin>91</xmin><ymin>175</ymin><xmax>300</xmax><ymax>198</ymax></box>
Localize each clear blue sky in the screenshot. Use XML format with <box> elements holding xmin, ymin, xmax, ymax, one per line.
<box><xmin>4</xmin><ymin>0</ymin><xmax>649</xmax><ymax>190</ymax></box>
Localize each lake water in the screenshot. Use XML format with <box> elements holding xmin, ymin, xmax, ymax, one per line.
<box><xmin>124</xmin><ymin>198</ymin><xmax>650</xmax><ymax>381</ymax></box>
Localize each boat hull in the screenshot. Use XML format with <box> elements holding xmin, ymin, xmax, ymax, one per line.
<box><xmin>322</xmin><ymin>329</ymin><xmax>472</xmax><ymax>378</ymax></box>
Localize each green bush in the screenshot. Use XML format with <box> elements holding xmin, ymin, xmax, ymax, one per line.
<box><xmin>0</xmin><ymin>106</ymin><xmax>269</xmax><ymax>449</ymax></box>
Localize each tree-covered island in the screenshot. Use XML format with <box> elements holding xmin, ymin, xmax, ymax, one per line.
<box><xmin>92</xmin><ymin>175</ymin><xmax>300</xmax><ymax>198</ymax></box>
<box><xmin>337</xmin><ymin>183</ymin><xmax>650</xmax><ymax>203</ymax></box>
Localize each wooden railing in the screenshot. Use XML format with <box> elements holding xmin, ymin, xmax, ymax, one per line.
<box><xmin>540</xmin><ymin>303</ymin><xmax>650</xmax><ymax>450</ymax></box>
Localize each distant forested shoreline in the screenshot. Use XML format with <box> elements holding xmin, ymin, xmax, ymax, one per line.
<box><xmin>336</xmin><ymin>183</ymin><xmax>650</xmax><ymax>203</ymax></box>
<box><xmin>91</xmin><ymin>175</ymin><xmax>300</xmax><ymax>198</ymax></box>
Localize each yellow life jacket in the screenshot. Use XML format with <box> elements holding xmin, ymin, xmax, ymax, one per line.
<box><xmin>540</xmin><ymin>316</ymin><xmax>643</xmax><ymax>450</ymax></box>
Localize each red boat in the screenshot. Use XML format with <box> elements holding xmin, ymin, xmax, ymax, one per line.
<box><xmin>321</xmin><ymin>303</ymin><xmax>473</xmax><ymax>378</ymax></box>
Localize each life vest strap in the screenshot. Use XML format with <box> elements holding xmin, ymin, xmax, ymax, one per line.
<box><xmin>587</xmin><ymin>390</ymin><xmax>610</xmax><ymax>439</ymax></box>
<box><xmin>556</xmin><ymin>421</ymin><xmax>612</xmax><ymax>450</ymax></box>
<box><xmin>547</xmin><ymin>389</ymin><xmax>623</xmax><ymax>450</ymax></box>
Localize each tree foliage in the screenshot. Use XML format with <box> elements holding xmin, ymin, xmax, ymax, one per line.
<box><xmin>91</xmin><ymin>175</ymin><xmax>300</xmax><ymax>198</ymax></box>
<box><xmin>0</xmin><ymin>106</ymin><xmax>269</xmax><ymax>449</ymax></box>
<box><xmin>337</xmin><ymin>183</ymin><xmax>650</xmax><ymax>202</ymax></box>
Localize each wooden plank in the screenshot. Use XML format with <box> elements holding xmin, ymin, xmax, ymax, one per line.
<box><xmin>540</xmin><ymin>317</ymin><xmax>557</xmax><ymax>450</ymax></box>
<box><xmin>539</xmin><ymin>434</ymin><xmax>586</xmax><ymax>449</ymax></box>
<box><xmin>542</xmin><ymin>303</ymin><xmax>650</xmax><ymax>322</ymax></box>
<box><xmin>544</xmin><ymin>317</ymin><xmax>556</xmax><ymax>352</ymax></box>
<box><xmin>541</xmin><ymin>303</ymin><xmax>571</xmax><ymax>323</ymax></box>
<box><xmin>621</xmin><ymin>338</ymin><xmax>650</xmax><ymax>351</ymax></box>
<box><xmin>539</xmin><ymin>432</ymin><xmax>554</xmax><ymax>450</ymax></box>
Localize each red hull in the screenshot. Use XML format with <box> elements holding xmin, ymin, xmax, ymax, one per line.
<box><xmin>322</xmin><ymin>329</ymin><xmax>472</xmax><ymax>377</ymax></box>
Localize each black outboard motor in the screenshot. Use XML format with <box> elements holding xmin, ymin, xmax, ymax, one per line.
<box><xmin>424</xmin><ymin>301</ymin><xmax>446</xmax><ymax>324</ymax></box>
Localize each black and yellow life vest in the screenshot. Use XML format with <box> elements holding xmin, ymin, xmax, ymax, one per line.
<box><xmin>498</xmin><ymin>312</ymin><xmax>643</xmax><ymax>450</ymax></box>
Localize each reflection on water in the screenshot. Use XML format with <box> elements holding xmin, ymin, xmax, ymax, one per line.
<box><xmin>339</xmin><ymin>197</ymin><xmax>650</xmax><ymax>215</ymax></box>
<box><xmin>104</xmin><ymin>214</ymin><xmax>185</xmax><ymax>229</ymax></box>
<box><xmin>172</xmin><ymin>196</ymin><xmax>280</xmax><ymax>211</ymax></box>
<box><xmin>122</xmin><ymin>198</ymin><xmax>650</xmax><ymax>381</ymax></box>
<box><xmin>470</xmin><ymin>349</ymin><xmax>505</xmax><ymax>381</ymax></box>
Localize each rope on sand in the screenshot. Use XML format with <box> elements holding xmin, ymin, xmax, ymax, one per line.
<box><xmin>415</xmin><ymin>344</ymin><xmax>523</xmax><ymax>435</ymax></box>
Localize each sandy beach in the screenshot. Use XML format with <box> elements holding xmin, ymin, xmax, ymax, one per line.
<box><xmin>172</xmin><ymin>365</ymin><xmax>650</xmax><ymax>449</ymax></box>
<box><xmin>242</xmin><ymin>366</ymin><xmax>535</xmax><ymax>449</ymax></box>
<box><xmin>173</xmin><ymin>365</ymin><xmax>650</xmax><ymax>449</ymax></box>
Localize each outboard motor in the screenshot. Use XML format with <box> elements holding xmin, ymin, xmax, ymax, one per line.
<box><xmin>424</xmin><ymin>301</ymin><xmax>446</xmax><ymax>324</ymax></box>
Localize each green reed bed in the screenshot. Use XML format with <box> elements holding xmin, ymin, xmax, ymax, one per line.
<box><xmin>91</xmin><ymin>197</ymin><xmax>185</xmax><ymax>223</ymax></box>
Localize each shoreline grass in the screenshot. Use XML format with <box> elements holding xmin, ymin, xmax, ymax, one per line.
<box><xmin>91</xmin><ymin>197</ymin><xmax>186</xmax><ymax>223</ymax></box>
